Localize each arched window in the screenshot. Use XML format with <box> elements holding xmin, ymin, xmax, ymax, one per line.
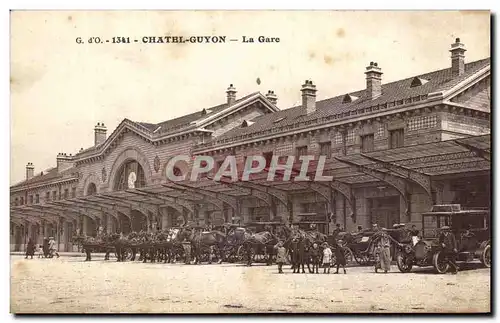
<box><xmin>87</xmin><ymin>183</ymin><xmax>97</xmax><ymax>196</ymax></box>
<box><xmin>114</xmin><ymin>160</ymin><xmax>146</xmax><ymax>191</ymax></box>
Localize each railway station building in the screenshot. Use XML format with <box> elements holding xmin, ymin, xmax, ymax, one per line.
<box><xmin>10</xmin><ymin>38</ymin><xmax>491</xmax><ymax>251</ymax></box>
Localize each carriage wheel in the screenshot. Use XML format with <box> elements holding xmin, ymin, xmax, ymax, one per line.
<box><xmin>433</xmin><ymin>251</ymin><xmax>450</xmax><ymax>274</ymax></box>
<box><xmin>481</xmin><ymin>244</ymin><xmax>491</xmax><ymax>268</ymax></box>
<box><xmin>396</xmin><ymin>252</ymin><xmax>413</xmax><ymax>273</ymax></box>
<box><xmin>343</xmin><ymin>247</ymin><xmax>355</xmax><ymax>265</ymax></box>
<box><xmin>354</xmin><ymin>252</ymin><xmax>370</xmax><ymax>266</ymax></box>
<box><xmin>124</xmin><ymin>248</ymin><xmax>133</xmax><ymax>261</ymax></box>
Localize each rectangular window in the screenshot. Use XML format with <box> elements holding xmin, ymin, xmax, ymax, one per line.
<box><xmin>64</xmin><ymin>189</ymin><xmax>69</xmax><ymax>199</ymax></box>
<box><xmin>52</xmin><ymin>191</ymin><xmax>57</xmax><ymax>201</ymax></box>
<box><xmin>71</xmin><ymin>187</ymin><xmax>76</xmax><ymax>198</ymax></box>
<box><xmin>14</xmin><ymin>198</ymin><xmax>18</xmax><ymax>206</ymax></box>
<box><xmin>20</xmin><ymin>197</ymin><xmax>24</xmax><ymax>205</ymax></box>
<box><xmin>334</xmin><ymin>132</ymin><xmax>343</xmax><ymax>145</ymax></box>
<box><xmin>341</xmin><ymin>132</ymin><xmax>347</xmax><ymax>156</ymax></box>
<box><xmin>408</xmin><ymin>115</ymin><xmax>438</xmax><ymax>131</ymax></box>
<box><xmin>35</xmin><ymin>194</ymin><xmax>39</xmax><ymax>204</ymax></box>
<box><xmin>389</xmin><ymin>129</ymin><xmax>405</xmax><ymax>149</ymax></box>
<box><xmin>346</xmin><ymin>129</ymin><xmax>355</xmax><ymax>143</ymax></box>
<box><xmin>296</xmin><ymin>146</ymin><xmax>308</xmax><ymax>158</ymax></box>
<box><xmin>319</xmin><ymin>142</ymin><xmax>331</xmax><ymax>158</ymax></box>
<box><xmin>29</xmin><ymin>195</ymin><xmax>33</xmax><ymax>204</ymax></box>
<box><xmin>361</xmin><ymin>134</ymin><xmax>375</xmax><ymax>153</ymax></box>
<box><xmin>45</xmin><ymin>192</ymin><xmax>50</xmax><ymax>202</ymax></box>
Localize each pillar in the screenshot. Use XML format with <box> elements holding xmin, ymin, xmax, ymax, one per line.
<box><xmin>106</xmin><ymin>214</ymin><xmax>113</xmax><ymax>233</ymax></box>
<box><xmin>82</xmin><ymin>216</ymin><xmax>88</xmax><ymax>235</ymax></box>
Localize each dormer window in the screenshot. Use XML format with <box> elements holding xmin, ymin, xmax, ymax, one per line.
<box><xmin>241</xmin><ymin>120</ymin><xmax>255</xmax><ymax>128</ymax></box>
<box><xmin>410</xmin><ymin>77</ymin><xmax>429</xmax><ymax>88</ymax></box>
<box><xmin>201</xmin><ymin>108</ymin><xmax>208</xmax><ymax>116</ymax></box>
<box><xmin>342</xmin><ymin>94</ymin><xmax>358</xmax><ymax>103</ymax></box>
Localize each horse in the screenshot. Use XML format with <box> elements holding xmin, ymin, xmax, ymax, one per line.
<box><xmin>177</xmin><ymin>227</ymin><xmax>227</xmax><ymax>264</ymax></box>
<box><xmin>240</xmin><ymin>230</ymin><xmax>279</xmax><ymax>266</ymax></box>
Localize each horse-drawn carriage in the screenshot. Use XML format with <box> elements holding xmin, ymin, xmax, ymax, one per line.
<box><xmin>328</xmin><ymin>226</ymin><xmax>411</xmax><ymax>266</ymax></box>
<box><xmin>396</xmin><ymin>204</ymin><xmax>491</xmax><ymax>274</ymax></box>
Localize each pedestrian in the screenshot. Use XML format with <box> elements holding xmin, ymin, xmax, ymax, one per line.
<box><xmin>48</xmin><ymin>236</ymin><xmax>60</xmax><ymax>258</ymax></box>
<box><xmin>375</xmin><ymin>228</ymin><xmax>391</xmax><ymax>273</ymax></box>
<box><xmin>208</xmin><ymin>246</ymin><xmax>215</xmax><ymax>264</ymax></box>
<box><xmin>43</xmin><ymin>237</ymin><xmax>49</xmax><ymax>258</ymax></box>
<box><xmin>438</xmin><ymin>226</ymin><xmax>459</xmax><ymax>274</ymax></box>
<box><xmin>274</xmin><ymin>241</ymin><xmax>288</xmax><ymax>274</ymax></box>
<box><xmin>37</xmin><ymin>244</ymin><xmax>44</xmax><ymax>258</ymax></box>
<box><xmin>25</xmin><ymin>238</ymin><xmax>35</xmax><ymax>259</ymax></box>
<box><xmin>322</xmin><ymin>242</ymin><xmax>332</xmax><ymax>274</ymax></box>
<box><xmin>310</xmin><ymin>242</ymin><xmax>321</xmax><ymax>274</ymax></box>
<box><xmin>333</xmin><ymin>240</ymin><xmax>347</xmax><ymax>274</ymax></box>
<box><xmin>182</xmin><ymin>239</ymin><xmax>192</xmax><ymax>264</ymax></box>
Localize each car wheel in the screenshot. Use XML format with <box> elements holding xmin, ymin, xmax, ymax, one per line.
<box><xmin>433</xmin><ymin>251</ymin><xmax>450</xmax><ymax>274</ymax></box>
<box><xmin>481</xmin><ymin>244</ymin><xmax>491</xmax><ymax>268</ymax></box>
<box><xmin>396</xmin><ymin>252</ymin><xmax>413</xmax><ymax>273</ymax></box>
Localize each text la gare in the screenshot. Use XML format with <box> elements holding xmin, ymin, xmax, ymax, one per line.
<box><xmin>243</xmin><ymin>36</ymin><xmax>280</xmax><ymax>43</ymax></box>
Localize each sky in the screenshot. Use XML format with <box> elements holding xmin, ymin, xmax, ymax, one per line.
<box><xmin>10</xmin><ymin>10</ymin><xmax>490</xmax><ymax>185</ymax></box>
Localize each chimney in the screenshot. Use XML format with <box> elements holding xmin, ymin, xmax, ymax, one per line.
<box><xmin>57</xmin><ymin>153</ymin><xmax>74</xmax><ymax>172</ymax></box>
<box><xmin>226</xmin><ymin>84</ymin><xmax>237</xmax><ymax>106</ymax></box>
<box><xmin>450</xmin><ymin>37</ymin><xmax>466</xmax><ymax>76</ymax></box>
<box><xmin>365</xmin><ymin>62</ymin><xmax>383</xmax><ymax>100</ymax></box>
<box><xmin>94</xmin><ymin>122</ymin><xmax>107</xmax><ymax>146</ymax></box>
<box><xmin>301</xmin><ymin>80</ymin><xmax>317</xmax><ymax>115</ymax></box>
<box><xmin>266</xmin><ymin>90</ymin><xmax>278</xmax><ymax>105</ymax></box>
<box><xmin>26</xmin><ymin>162</ymin><xmax>34</xmax><ymax>180</ymax></box>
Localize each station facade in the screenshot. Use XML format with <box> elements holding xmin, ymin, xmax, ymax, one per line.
<box><xmin>10</xmin><ymin>38</ymin><xmax>491</xmax><ymax>251</ymax></box>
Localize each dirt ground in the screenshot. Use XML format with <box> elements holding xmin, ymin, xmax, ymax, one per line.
<box><xmin>10</xmin><ymin>255</ymin><xmax>490</xmax><ymax>313</ymax></box>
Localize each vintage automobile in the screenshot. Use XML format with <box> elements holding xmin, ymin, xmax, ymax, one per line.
<box><xmin>396</xmin><ymin>204</ymin><xmax>491</xmax><ymax>274</ymax></box>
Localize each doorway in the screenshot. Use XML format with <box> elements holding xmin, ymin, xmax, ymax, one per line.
<box><xmin>369</xmin><ymin>196</ymin><xmax>400</xmax><ymax>228</ymax></box>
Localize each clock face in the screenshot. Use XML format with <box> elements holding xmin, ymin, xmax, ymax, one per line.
<box><xmin>128</xmin><ymin>171</ymin><xmax>137</xmax><ymax>189</ymax></box>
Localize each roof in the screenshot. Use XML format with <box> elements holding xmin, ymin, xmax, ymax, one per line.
<box><xmin>137</xmin><ymin>92</ymin><xmax>261</xmax><ymax>136</ymax></box>
<box><xmin>10</xmin><ymin>166</ymin><xmax>77</xmax><ymax>190</ymax></box>
<box><xmin>210</xmin><ymin>58</ymin><xmax>490</xmax><ymax>144</ymax></box>
<box><xmin>74</xmin><ymin>92</ymin><xmax>263</xmax><ymax>158</ymax></box>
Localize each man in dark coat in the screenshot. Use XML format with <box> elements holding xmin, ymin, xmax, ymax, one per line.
<box><xmin>310</xmin><ymin>243</ymin><xmax>321</xmax><ymax>274</ymax></box>
<box><xmin>438</xmin><ymin>226</ymin><xmax>458</xmax><ymax>274</ymax></box>
<box><xmin>333</xmin><ymin>239</ymin><xmax>347</xmax><ymax>274</ymax></box>
<box><xmin>25</xmin><ymin>238</ymin><xmax>36</xmax><ymax>259</ymax></box>
<box><xmin>42</xmin><ymin>237</ymin><xmax>49</xmax><ymax>258</ymax></box>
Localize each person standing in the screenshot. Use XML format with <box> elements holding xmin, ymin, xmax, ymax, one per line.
<box><xmin>25</xmin><ymin>238</ymin><xmax>35</xmax><ymax>259</ymax></box>
<box><xmin>182</xmin><ymin>239</ymin><xmax>192</xmax><ymax>264</ymax></box>
<box><xmin>310</xmin><ymin>243</ymin><xmax>321</xmax><ymax>274</ymax></box>
<box><xmin>438</xmin><ymin>226</ymin><xmax>459</xmax><ymax>274</ymax></box>
<box><xmin>322</xmin><ymin>242</ymin><xmax>332</xmax><ymax>274</ymax></box>
<box><xmin>42</xmin><ymin>237</ymin><xmax>49</xmax><ymax>258</ymax></box>
<box><xmin>375</xmin><ymin>228</ymin><xmax>391</xmax><ymax>273</ymax></box>
<box><xmin>333</xmin><ymin>240</ymin><xmax>347</xmax><ymax>274</ymax></box>
<box><xmin>48</xmin><ymin>237</ymin><xmax>60</xmax><ymax>258</ymax></box>
<box><xmin>274</xmin><ymin>241</ymin><xmax>288</xmax><ymax>274</ymax></box>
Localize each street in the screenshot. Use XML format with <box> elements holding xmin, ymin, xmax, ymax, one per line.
<box><xmin>10</xmin><ymin>255</ymin><xmax>490</xmax><ymax>313</ymax></box>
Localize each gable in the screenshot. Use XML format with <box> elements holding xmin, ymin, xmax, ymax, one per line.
<box><xmin>447</xmin><ymin>75</ymin><xmax>490</xmax><ymax>112</ymax></box>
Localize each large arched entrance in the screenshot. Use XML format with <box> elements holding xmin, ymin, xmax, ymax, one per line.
<box><xmin>131</xmin><ymin>210</ymin><xmax>148</xmax><ymax>232</ymax></box>
<box><xmin>83</xmin><ymin>182</ymin><xmax>98</xmax><ymax>236</ymax></box>
<box><xmin>114</xmin><ymin>160</ymin><xmax>146</xmax><ymax>191</ymax></box>
<box><xmin>117</xmin><ymin>212</ymin><xmax>131</xmax><ymax>234</ymax></box>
